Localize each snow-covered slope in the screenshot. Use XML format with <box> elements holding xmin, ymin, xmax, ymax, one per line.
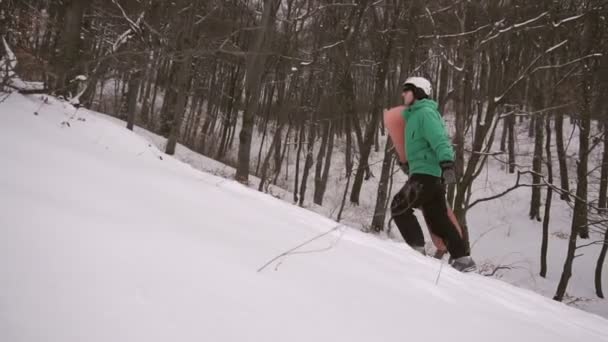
<box><xmin>1</xmin><ymin>93</ymin><xmax>607</xmax><ymax>342</ymax></box>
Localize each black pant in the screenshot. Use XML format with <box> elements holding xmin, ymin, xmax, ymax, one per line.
<box><xmin>390</xmin><ymin>174</ymin><xmax>468</xmax><ymax>259</ymax></box>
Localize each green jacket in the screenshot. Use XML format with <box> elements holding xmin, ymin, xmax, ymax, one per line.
<box><xmin>402</xmin><ymin>99</ymin><xmax>454</xmax><ymax>177</ymax></box>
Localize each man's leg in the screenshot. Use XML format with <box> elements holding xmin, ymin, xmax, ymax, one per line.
<box><xmin>390</xmin><ymin>182</ymin><xmax>425</xmax><ymax>250</ymax></box>
<box><xmin>422</xmin><ymin>204</ymin><xmax>463</xmax><ymax>258</ymax></box>
<box><xmin>420</xmin><ymin>183</ymin><xmax>468</xmax><ymax>259</ymax></box>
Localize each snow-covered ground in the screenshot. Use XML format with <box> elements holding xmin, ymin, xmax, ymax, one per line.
<box><xmin>1</xmin><ymin>93</ymin><xmax>608</xmax><ymax>341</ymax></box>
<box><xmin>134</xmin><ymin>98</ymin><xmax>608</xmax><ymax>317</ymax></box>
<box><xmin>58</xmin><ymin>83</ymin><xmax>608</xmax><ymax>318</ymax></box>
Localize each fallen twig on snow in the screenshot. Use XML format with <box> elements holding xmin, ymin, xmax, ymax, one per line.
<box><xmin>257</xmin><ymin>224</ymin><xmax>343</xmax><ymax>273</ymax></box>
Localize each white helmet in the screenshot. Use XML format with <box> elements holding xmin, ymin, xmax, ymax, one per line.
<box><xmin>403</xmin><ymin>77</ymin><xmax>432</xmax><ymax>97</ymax></box>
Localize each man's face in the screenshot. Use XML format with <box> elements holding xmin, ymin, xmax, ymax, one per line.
<box><xmin>402</xmin><ymin>90</ymin><xmax>415</xmax><ymax>106</ymax></box>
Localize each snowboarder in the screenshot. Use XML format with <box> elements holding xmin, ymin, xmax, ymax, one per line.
<box><xmin>384</xmin><ymin>76</ymin><xmax>476</xmax><ymax>272</ymax></box>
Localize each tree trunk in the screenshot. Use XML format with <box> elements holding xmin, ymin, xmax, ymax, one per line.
<box><xmin>258</xmin><ymin>121</ymin><xmax>284</xmax><ymax>192</ymax></box>
<box><xmin>555</xmin><ymin>113</ymin><xmax>570</xmax><ymax>201</ymax></box>
<box><xmin>139</xmin><ymin>56</ymin><xmax>156</xmax><ymax>126</ymax></box>
<box><xmin>528</xmin><ymin>115</ymin><xmax>535</xmax><ymax>138</ymax></box>
<box><xmin>541</xmin><ymin>114</ymin><xmax>553</xmax><ymax>278</ymax></box>
<box><xmin>313</xmin><ymin>121</ymin><xmax>330</xmax><ymax>205</ymax></box>
<box><xmin>596</xmin><ymin>229</ymin><xmax>608</xmax><ymax>298</ymax></box>
<box><xmin>573</xmin><ymin>106</ymin><xmax>591</xmax><ymax>238</ymax></box>
<box><xmin>598</xmin><ymin>125</ymin><xmax>608</xmax><ymax>209</ymax></box>
<box><xmin>149</xmin><ymin>66</ymin><xmax>162</xmax><ymax>128</ymax></box>
<box><xmin>187</xmin><ymin>99</ymin><xmax>204</xmax><ymax>146</ymax></box>
<box><xmin>500</xmin><ymin>117</ymin><xmax>508</xmax><ymax>153</ymax></box>
<box><xmin>316</xmin><ymin>122</ymin><xmax>335</xmax><ymax>205</ymax></box>
<box><xmin>530</xmin><ymin>112</ymin><xmax>544</xmax><ymax>221</ymax></box>
<box><xmin>337</xmin><ymin>140</ymin><xmax>353</xmax><ymax>223</ymax></box>
<box><xmin>159</xmin><ymin>65</ymin><xmax>178</xmax><ymax>137</ymax></box>
<box><xmin>235</xmin><ymin>0</ymin><xmax>280</xmax><ymax>183</ymax></box>
<box><xmin>165</xmin><ymin>54</ymin><xmax>192</xmax><ymax>155</ymax></box>
<box><xmin>53</xmin><ymin>0</ymin><xmax>87</xmax><ymax>96</ymax></box>
<box><xmin>451</xmin><ymin>1</ymin><xmax>475</xmax><ymax>209</ymax></box>
<box><xmin>371</xmin><ymin>139</ymin><xmax>394</xmax><ymax>232</ymax></box>
<box><xmin>555</xmin><ymin>15</ymin><xmax>595</xmax><ymax>297</ymax></box>
<box><xmin>508</xmin><ymin>113</ymin><xmax>516</xmax><ymax>173</ymax></box>
<box><xmin>293</xmin><ymin>123</ymin><xmax>305</xmax><ymax>203</ymax></box>
<box><xmin>165</xmin><ymin>8</ymin><xmax>194</xmax><ymax>156</ymax></box>
<box><xmin>299</xmin><ymin>116</ymin><xmax>316</xmax><ymax>207</ymax></box>
<box><xmin>273</xmin><ymin>123</ymin><xmax>292</xmax><ymax>185</ymax></box>
<box><xmin>350</xmin><ymin>34</ymin><xmax>393</xmax><ymax>205</ymax></box>
<box><xmin>255</xmin><ymin>89</ymin><xmax>273</xmax><ymax>175</ymax></box>
<box><xmin>216</xmin><ymin>112</ymin><xmax>232</xmax><ymax>160</ymax></box>
<box><xmin>126</xmin><ymin>70</ymin><xmax>141</xmax><ymax>131</ymax></box>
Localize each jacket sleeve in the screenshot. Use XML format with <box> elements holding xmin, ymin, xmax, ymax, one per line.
<box><xmin>421</xmin><ymin>109</ymin><xmax>454</xmax><ymax>162</ymax></box>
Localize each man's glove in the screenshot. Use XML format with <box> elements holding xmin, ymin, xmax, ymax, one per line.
<box><xmin>398</xmin><ymin>161</ymin><xmax>410</xmax><ymax>176</ymax></box>
<box><xmin>440</xmin><ymin>161</ymin><xmax>457</xmax><ymax>184</ymax></box>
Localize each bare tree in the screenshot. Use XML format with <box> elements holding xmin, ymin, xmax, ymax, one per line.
<box><xmin>236</xmin><ymin>0</ymin><xmax>281</xmax><ymax>183</ymax></box>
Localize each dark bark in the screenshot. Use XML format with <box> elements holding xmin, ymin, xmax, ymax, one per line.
<box><xmin>258</xmin><ymin>121</ymin><xmax>284</xmax><ymax>192</ymax></box>
<box><xmin>273</xmin><ymin>122</ymin><xmax>292</xmax><ymax>185</ymax></box>
<box><xmin>316</xmin><ymin>122</ymin><xmax>335</xmax><ymax>205</ymax></box>
<box><xmin>451</xmin><ymin>0</ymin><xmax>475</xmax><ymax>221</ymax></box>
<box><xmin>555</xmin><ymin>113</ymin><xmax>570</xmax><ymax>201</ymax></box>
<box><xmin>126</xmin><ymin>70</ymin><xmax>140</xmax><ymax>131</ymax></box>
<box><xmin>599</xmin><ymin>126</ymin><xmax>608</xmax><ymax>209</ymax></box>
<box><xmin>313</xmin><ymin>121</ymin><xmax>331</xmax><ymax>205</ymax></box>
<box><xmin>596</xmin><ymin>229</ymin><xmax>608</xmax><ymax>298</ymax></box>
<box><xmin>299</xmin><ymin>115</ymin><xmax>317</xmax><ymax>207</ymax></box>
<box><xmin>293</xmin><ymin>123</ymin><xmax>305</xmax><ymax>203</ymax></box>
<box><xmin>235</xmin><ymin>0</ymin><xmax>280</xmax><ymax>183</ymax></box>
<box><xmin>139</xmin><ymin>56</ymin><xmax>157</xmax><ymax>126</ymax></box>
<box><xmin>53</xmin><ymin>0</ymin><xmax>88</xmax><ymax>96</ymax></box>
<box><xmin>371</xmin><ymin>139</ymin><xmax>394</xmax><ymax>232</ymax></box>
<box><xmin>165</xmin><ymin>54</ymin><xmax>192</xmax><ymax>155</ymax></box>
<box><xmin>255</xmin><ymin>86</ymin><xmax>274</xmax><ymax>175</ymax></box>
<box><xmin>555</xmin><ymin>11</ymin><xmax>597</xmax><ymax>300</ymax></box>
<box><xmin>508</xmin><ymin>114</ymin><xmax>516</xmax><ymax>173</ymax></box>
<box><xmin>541</xmin><ymin>114</ymin><xmax>553</xmax><ymax>278</ymax></box>
<box><xmin>350</xmin><ymin>29</ymin><xmax>393</xmax><ymax>205</ymax></box>
<box><xmin>165</xmin><ymin>8</ymin><xmax>194</xmax><ymax>156</ymax></box>
<box><xmin>500</xmin><ymin>117</ymin><xmax>508</xmax><ymax>152</ymax></box>
<box><xmin>337</xmin><ymin>144</ymin><xmax>353</xmax><ymax>223</ymax></box>
<box><xmin>530</xmin><ymin>112</ymin><xmax>544</xmax><ymax>221</ymax></box>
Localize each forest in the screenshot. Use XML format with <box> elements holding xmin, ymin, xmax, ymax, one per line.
<box><xmin>1</xmin><ymin>0</ymin><xmax>607</xmax><ymax>307</ymax></box>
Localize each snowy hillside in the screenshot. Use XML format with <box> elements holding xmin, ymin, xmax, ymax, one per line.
<box><xmin>109</xmin><ymin>94</ymin><xmax>608</xmax><ymax>318</ymax></box>
<box><xmin>1</xmin><ymin>93</ymin><xmax>608</xmax><ymax>341</ymax></box>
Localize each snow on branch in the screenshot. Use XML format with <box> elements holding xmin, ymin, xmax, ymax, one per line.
<box><xmin>112</xmin><ymin>28</ymin><xmax>133</xmax><ymax>53</ymax></box>
<box><xmin>440</xmin><ymin>51</ymin><xmax>463</xmax><ymax>72</ymax></box>
<box><xmin>494</xmin><ymin>39</ymin><xmax>568</xmax><ymax>103</ymax></box>
<box><xmin>291</xmin><ymin>3</ymin><xmax>357</xmax><ymax>23</ymax></box>
<box><xmin>499</xmin><ymin>102</ymin><xmax>576</xmax><ymax>119</ymax></box>
<box><xmin>545</xmin><ymin>39</ymin><xmax>569</xmax><ymax>53</ymax></box>
<box><xmin>532</xmin><ymin>53</ymin><xmax>603</xmax><ymax>73</ymax></box>
<box><xmin>553</xmin><ymin>13</ymin><xmax>585</xmax><ymax>27</ymax></box>
<box><xmin>109</xmin><ymin>4</ymin><xmax>145</xmax><ymax>53</ymax></box>
<box><xmin>1</xmin><ymin>38</ymin><xmax>45</xmax><ymax>93</ymax></box>
<box><xmin>0</xmin><ymin>37</ymin><xmax>17</xmax><ymax>78</ymax></box>
<box><xmin>111</xmin><ymin>0</ymin><xmax>141</xmax><ymax>34</ymax></box>
<box><xmin>318</xmin><ymin>40</ymin><xmax>345</xmax><ymax>52</ymax></box>
<box><xmin>420</xmin><ymin>23</ymin><xmax>492</xmax><ymax>39</ymax></box>
<box><xmin>480</xmin><ymin>11</ymin><xmax>549</xmax><ymax>46</ymax></box>
<box><xmin>195</xmin><ymin>6</ymin><xmax>218</xmax><ymax>25</ymax></box>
